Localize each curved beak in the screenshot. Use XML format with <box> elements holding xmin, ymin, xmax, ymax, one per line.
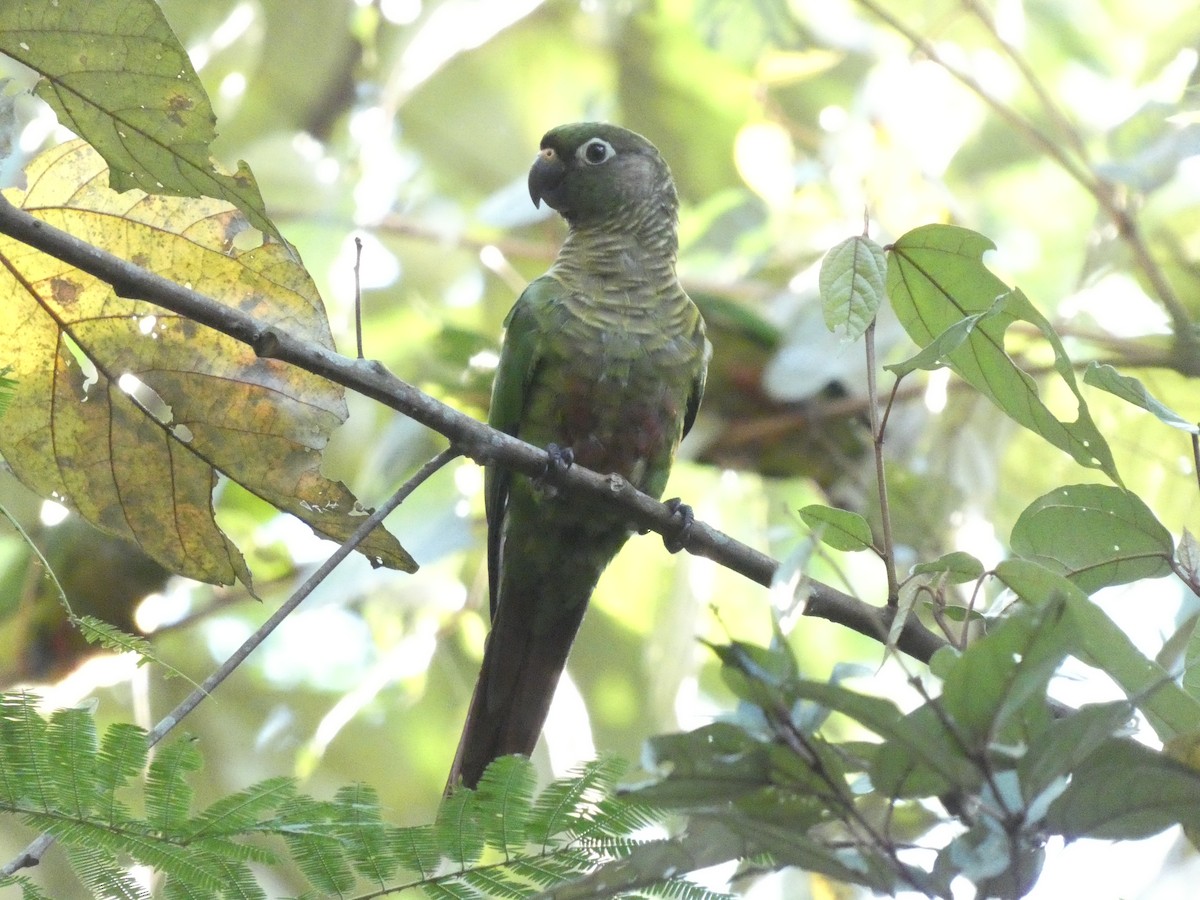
<box><xmin>528</xmin><ymin>147</ymin><xmax>566</xmax><ymax>209</ymax></box>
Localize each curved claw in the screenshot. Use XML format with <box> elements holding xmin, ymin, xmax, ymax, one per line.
<box><xmin>542</xmin><ymin>442</ymin><xmax>574</xmax><ymax>476</ymax></box>
<box><xmin>662</xmin><ymin>497</ymin><xmax>695</xmax><ymax>554</ymax></box>
<box><xmin>534</xmin><ymin>443</ymin><xmax>575</xmax><ymax>497</ymax></box>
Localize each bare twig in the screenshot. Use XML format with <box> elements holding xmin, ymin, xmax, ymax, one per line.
<box><xmin>959</xmin><ymin>0</ymin><xmax>1091</xmax><ymax>164</ymax></box>
<box><xmin>144</xmin><ymin>446</ymin><xmax>458</xmax><ymax>746</ymax></box>
<box><xmin>864</xmin><ymin>322</ymin><xmax>900</xmax><ymax>604</ymax></box>
<box><xmin>353</xmin><ymin>235</ymin><xmax>365</xmax><ymax>359</ymax></box>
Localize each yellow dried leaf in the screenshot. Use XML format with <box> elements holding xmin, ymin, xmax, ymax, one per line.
<box><xmin>0</xmin><ymin>141</ymin><xmax>415</xmax><ymax>585</ymax></box>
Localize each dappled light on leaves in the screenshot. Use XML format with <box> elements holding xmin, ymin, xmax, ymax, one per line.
<box><xmin>0</xmin><ymin>140</ymin><xmax>413</xmax><ymax>585</ymax></box>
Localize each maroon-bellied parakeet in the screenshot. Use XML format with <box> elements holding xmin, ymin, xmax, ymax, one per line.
<box><xmin>447</xmin><ymin>123</ymin><xmax>710</xmax><ymax>791</ymax></box>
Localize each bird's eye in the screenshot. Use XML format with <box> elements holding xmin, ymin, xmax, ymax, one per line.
<box><xmin>578</xmin><ymin>139</ymin><xmax>615</xmax><ymax>165</ymax></box>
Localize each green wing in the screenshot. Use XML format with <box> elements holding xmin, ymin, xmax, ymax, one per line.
<box><xmin>682</xmin><ymin>335</ymin><xmax>711</xmax><ymax>440</ymax></box>
<box><xmin>484</xmin><ymin>276</ymin><xmax>564</xmax><ymax>617</ymax></box>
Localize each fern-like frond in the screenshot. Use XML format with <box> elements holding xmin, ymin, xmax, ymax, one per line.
<box><xmin>74</xmin><ymin>616</ymin><xmax>200</xmax><ymax>687</ymax></box>
<box><xmin>526</xmin><ymin>757</ymin><xmax>626</xmax><ymax>846</ymax></box>
<box><xmin>632</xmin><ymin>877</ymin><xmax>736</xmax><ymax>900</ymax></box>
<box><xmin>94</xmin><ymin>723</ymin><xmax>148</xmax><ymax>826</ymax></box>
<box><xmin>45</xmin><ymin>706</ymin><xmax>100</xmax><ymax>819</ymax></box>
<box><xmin>473</xmin><ymin>755</ymin><xmax>536</xmax><ymax>858</ymax></box>
<box><xmin>65</xmin><ymin>841</ymin><xmax>149</xmax><ymax>900</ymax></box>
<box><xmin>145</xmin><ymin>736</ymin><xmax>201</xmax><ymax>832</ymax></box>
<box><xmin>274</xmin><ymin>796</ymin><xmax>357</xmax><ymax>897</ymax></box>
<box><xmin>188</xmin><ymin>775</ymin><xmax>297</xmax><ymax>839</ymax></box>
<box><xmin>331</xmin><ymin>782</ymin><xmax>395</xmax><ymax>886</ymax></box>
<box><xmin>0</xmin><ymin>691</ymin><xmax>54</xmax><ymax>813</ymax></box>
<box><xmin>1</xmin><ymin>696</ymin><xmax>732</xmax><ymax>899</ymax></box>
<box><xmin>434</xmin><ymin>785</ymin><xmax>484</xmax><ymax>869</ymax></box>
<box><xmin>0</xmin><ymin>873</ymin><xmax>52</xmax><ymax>900</ymax></box>
<box><xmin>0</xmin><ymin>365</ymin><xmax>15</xmax><ymax>417</ymax></box>
<box><xmin>392</xmin><ymin>821</ymin><xmax>442</xmax><ymax>880</ymax></box>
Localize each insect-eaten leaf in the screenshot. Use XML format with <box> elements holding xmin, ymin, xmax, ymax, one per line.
<box><xmin>887</xmin><ymin>224</ymin><xmax>1121</xmax><ymax>483</ymax></box>
<box><xmin>0</xmin><ymin>0</ymin><xmax>282</xmax><ymax>244</ymax></box>
<box><xmin>1010</xmin><ymin>484</ymin><xmax>1173</xmax><ymax>594</ymax></box>
<box><xmin>884</xmin><ymin>295</ymin><xmax>1011</xmax><ymax>379</ymax></box>
<box><xmin>799</xmin><ymin>503</ymin><xmax>874</xmax><ymax>552</ymax></box>
<box><xmin>0</xmin><ymin>141</ymin><xmax>415</xmax><ymax>586</ymax></box>
<box><xmin>818</xmin><ymin>234</ymin><xmax>886</xmax><ymax>341</ymax></box>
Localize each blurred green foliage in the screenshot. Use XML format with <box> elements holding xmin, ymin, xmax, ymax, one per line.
<box><xmin>2</xmin><ymin>0</ymin><xmax>1200</xmax><ymax>895</ymax></box>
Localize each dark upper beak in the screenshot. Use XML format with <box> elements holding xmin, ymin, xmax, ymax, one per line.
<box><xmin>528</xmin><ymin>147</ymin><xmax>566</xmax><ymax>209</ymax></box>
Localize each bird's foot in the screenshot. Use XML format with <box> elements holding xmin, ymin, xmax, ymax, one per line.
<box><xmin>535</xmin><ymin>443</ymin><xmax>574</xmax><ymax>497</ymax></box>
<box><xmin>662</xmin><ymin>497</ymin><xmax>695</xmax><ymax>553</ymax></box>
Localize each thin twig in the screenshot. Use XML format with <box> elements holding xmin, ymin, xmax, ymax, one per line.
<box><xmin>864</xmin><ymin>321</ymin><xmax>899</xmax><ymax>604</ymax></box>
<box><xmin>354</xmin><ymin>235</ymin><xmax>365</xmax><ymax>359</ymax></box>
<box><xmin>850</xmin><ymin>0</ymin><xmax>1194</xmax><ymax>338</ymax></box>
<box><xmin>145</xmin><ymin>445</ymin><xmax>458</xmax><ymax>746</ymax></box>
<box><xmin>2</xmin><ymin>446</ymin><xmax>461</xmax><ymax>876</ymax></box>
<box><xmin>959</xmin><ymin>0</ymin><xmax>1091</xmax><ymax>163</ymax></box>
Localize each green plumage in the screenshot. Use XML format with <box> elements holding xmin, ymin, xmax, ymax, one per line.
<box><xmin>447</xmin><ymin>123</ymin><xmax>709</xmax><ymax>791</ymax></box>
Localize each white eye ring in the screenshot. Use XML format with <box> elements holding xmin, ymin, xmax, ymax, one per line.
<box><xmin>577</xmin><ymin>138</ymin><xmax>615</xmax><ymax>165</ymax></box>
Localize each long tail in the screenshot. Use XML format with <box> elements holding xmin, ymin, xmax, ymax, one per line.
<box><xmin>445</xmin><ymin>590</ymin><xmax>589</xmax><ymax>793</ymax></box>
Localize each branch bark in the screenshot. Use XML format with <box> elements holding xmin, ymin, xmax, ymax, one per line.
<box><xmin>0</xmin><ymin>194</ymin><xmax>948</xmax><ymax>664</ymax></box>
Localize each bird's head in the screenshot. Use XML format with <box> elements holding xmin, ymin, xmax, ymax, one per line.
<box><xmin>528</xmin><ymin>123</ymin><xmax>677</xmax><ymax>228</ymax></box>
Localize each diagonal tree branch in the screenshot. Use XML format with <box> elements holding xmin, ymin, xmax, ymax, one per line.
<box><xmin>0</xmin><ymin>193</ymin><xmax>948</xmax><ymax>664</ymax></box>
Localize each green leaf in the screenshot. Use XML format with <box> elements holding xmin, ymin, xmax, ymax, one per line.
<box><xmin>819</xmin><ymin>235</ymin><xmax>886</xmax><ymax>340</ymax></box>
<box><xmin>46</xmin><ymin>706</ymin><xmax>100</xmax><ymax>818</ymax></box>
<box><xmin>1018</xmin><ymin>701</ymin><xmax>1134</xmax><ymax>812</ymax></box>
<box><xmin>1045</xmin><ymin>737</ymin><xmax>1200</xmax><ymax>839</ymax></box>
<box><xmin>912</xmin><ymin>551</ymin><xmax>986</xmax><ymax>584</ymax></box>
<box><xmin>887</xmin><ymin>224</ymin><xmax>1121</xmax><ymax>482</ymax></box>
<box><xmin>798</xmin><ymin>504</ymin><xmax>874</xmax><ymax>552</ymax></box>
<box><xmin>1010</xmin><ymin>484</ymin><xmax>1174</xmax><ymax>593</ymax></box>
<box><xmin>776</xmin><ymin>680</ymin><xmax>980</xmax><ymax>797</ymax></box>
<box><xmin>473</xmin><ymin>756</ymin><xmax>536</xmax><ymax>856</ymax></box>
<box><xmin>940</xmin><ymin>594</ymin><xmax>1072</xmax><ymax>746</ymax></box>
<box><xmin>637</xmin><ymin>723</ymin><xmax>773</xmax><ymax>808</ymax></box>
<box><xmin>1179</xmin><ymin>528</ymin><xmax>1200</xmax><ymax>592</ymax></box>
<box><xmin>94</xmin><ymin>722</ymin><xmax>147</xmax><ymax>825</ymax></box>
<box><xmin>985</xmin><ymin>566</ymin><xmax>1198</xmax><ymax>740</ymax></box>
<box><xmin>1060</xmin><ymin>591</ymin><xmax>1200</xmax><ymax>742</ymax></box>
<box><xmin>993</xmin><ymin>558</ymin><xmax>1088</xmax><ymax>605</ymax></box>
<box><xmin>1084</xmin><ymin>362</ymin><xmax>1200</xmax><ymax>433</ymax></box>
<box><xmin>0</xmin><ymin>0</ymin><xmax>283</xmax><ymax>243</ymax></box>
<box><xmin>712</xmin><ymin>813</ymin><xmax>910</xmax><ymax>894</ymax></box>
<box><xmin>885</xmin><ymin>295</ymin><xmax>1011</xmax><ymax>378</ymax></box>
<box><xmin>332</xmin><ymin>782</ymin><xmax>396</xmax><ymax>885</ymax></box>
<box><xmin>145</xmin><ymin>737</ymin><xmax>201</xmax><ymax>832</ymax></box>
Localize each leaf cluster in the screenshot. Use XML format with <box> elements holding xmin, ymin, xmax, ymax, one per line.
<box><xmin>0</xmin><ymin>696</ymin><xmax>724</xmax><ymax>900</ymax></box>
<box><xmin>631</xmin><ymin>587</ymin><xmax>1200</xmax><ymax>898</ymax></box>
